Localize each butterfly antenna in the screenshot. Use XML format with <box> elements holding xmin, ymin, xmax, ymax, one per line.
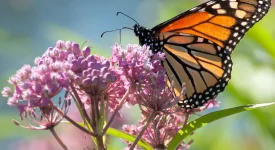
<box><xmin>101</xmin><ymin>27</ymin><xmax>133</xmax><ymax>44</ymax></box>
<box><xmin>119</xmin><ymin>28</ymin><xmax>122</xmax><ymax>44</ymax></box>
<box><xmin>101</xmin><ymin>27</ymin><xmax>133</xmax><ymax>37</ymax></box>
<box><xmin>116</xmin><ymin>12</ymin><xmax>139</xmax><ymax>25</ymax></box>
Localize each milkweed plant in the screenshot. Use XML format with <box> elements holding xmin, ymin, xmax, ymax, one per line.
<box><xmin>2</xmin><ymin>40</ymin><xmax>274</xmax><ymax>150</ymax></box>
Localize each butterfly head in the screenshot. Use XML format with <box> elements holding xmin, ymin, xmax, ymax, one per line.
<box><xmin>133</xmin><ymin>24</ymin><xmax>154</xmax><ymax>46</ymax></box>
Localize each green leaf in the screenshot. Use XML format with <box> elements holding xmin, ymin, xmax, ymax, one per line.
<box><xmin>227</xmin><ymin>83</ymin><xmax>275</xmax><ymax>139</ymax></box>
<box><xmin>106</xmin><ymin>128</ymin><xmax>154</xmax><ymax>150</ymax></box>
<box><xmin>62</xmin><ymin>121</ymin><xmax>153</xmax><ymax>150</ymax></box>
<box><xmin>247</xmin><ymin>25</ymin><xmax>275</xmax><ymax>60</ymax></box>
<box><xmin>167</xmin><ymin>102</ymin><xmax>275</xmax><ymax>150</ymax></box>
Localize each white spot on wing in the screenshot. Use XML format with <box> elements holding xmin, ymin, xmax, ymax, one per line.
<box><xmin>235</xmin><ymin>10</ymin><xmax>246</xmax><ymax>19</ymax></box>
<box><xmin>206</xmin><ymin>1</ymin><xmax>215</xmax><ymax>6</ymax></box>
<box><xmin>190</xmin><ymin>7</ymin><xmax>199</xmax><ymax>11</ymax></box>
<box><xmin>229</xmin><ymin>2</ymin><xmax>238</xmax><ymax>9</ymax></box>
<box><xmin>212</xmin><ymin>4</ymin><xmax>221</xmax><ymax>9</ymax></box>
<box><xmin>198</xmin><ymin>37</ymin><xmax>204</xmax><ymax>42</ymax></box>
<box><xmin>217</xmin><ymin>9</ymin><xmax>227</xmax><ymax>14</ymax></box>
<box><xmin>241</xmin><ymin>21</ymin><xmax>248</xmax><ymax>26</ymax></box>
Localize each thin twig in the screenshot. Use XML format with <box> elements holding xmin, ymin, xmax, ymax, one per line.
<box><xmin>70</xmin><ymin>84</ymin><xmax>91</xmax><ymax>127</ymax></box>
<box><xmin>49</xmin><ymin>127</ymin><xmax>68</xmax><ymax>150</ymax></box>
<box><xmin>91</xmin><ymin>96</ymin><xmax>98</xmax><ymax>129</ymax></box>
<box><xmin>183</xmin><ymin>111</ymin><xmax>191</xmax><ymax>127</ymax></box>
<box><xmin>95</xmin><ymin>135</ymin><xmax>106</xmax><ymax>150</ymax></box>
<box><xmin>53</xmin><ymin>105</ymin><xmax>97</xmax><ymax>137</ymax></box>
<box><xmin>102</xmin><ymin>89</ymin><xmax>130</xmax><ymax>135</ymax></box>
<box><xmin>129</xmin><ymin>110</ymin><xmax>157</xmax><ymax>150</ymax></box>
<box><xmin>94</xmin><ymin>96</ymin><xmax>100</xmax><ymax>124</ymax></box>
<box><xmin>98</xmin><ymin>93</ymin><xmax>105</xmax><ymax>135</ymax></box>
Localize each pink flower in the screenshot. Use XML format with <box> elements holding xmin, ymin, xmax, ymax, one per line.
<box><xmin>191</xmin><ymin>98</ymin><xmax>220</xmax><ymax>113</ymax></box>
<box><xmin>3</xmin><ymin>63</ymin><xmax>70</xmax><ymax>114</ymax></box>
<box><xmin>13</xmin><ymin>96</ymin><xmax>71</xmax><ymax>130</ymax></box>
<box><xmin>67</xmin><ymin>48</ymin><xmax>126</xmax><ymax>111</ymax></box>
<box><xmin>136</xmin><ymin>83</ymin><xmax>181</xmax><ymax>112</ymax></box>
<box><xmin>110</xmin><ymin>44</ymin><xmax>180</xmax><ymax>111</ymax></box>
<box><xmin>2</xmin><ymin>87</ymin><xmax>12</xmax><ymax>97</ymax></box>
<box><xmin>1</xmin><ymin>41</ymin><xmax>88</xmax><ymax>129</ymax></box>
<box><xmin>111</xmin><ymin>44</ymin><xmax>165</xmax><ymax>89</ymax></box>
<box><xmin>123</xmin><ymin>112</ymin><xmax>192</xmax><ymax>149</ymax></box>
<box><xmin>204</xmin><ymin>99</ymin><xmax>220</xmax><ymax>108</ymax></box>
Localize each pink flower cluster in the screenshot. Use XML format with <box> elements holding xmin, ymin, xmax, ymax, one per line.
<box><xmin>123</xmin><ymin>112</ymin><xmax>192</xmax><ymax>150</ymax></box>
<box><xmin>111</xmin><ymin>44</ymin><xmax>165</xmax><ymax>88</ymax></box>
<box><xmin>1</xmin><ymin>41</ymin><xmax>220</xmax><ymax>150</ymax></box>
<box><xmin>111</xmin><ymin>44</ymin><xmax>178</xmax><ymax>110</ymax></box>
<box><xmin>2</xmin><ymin>58</ymin><xmax>71</xmax><ymax>115</ymax></box>
<box><xmin>2</xmin><ymin>41</ymin><xmax>128</xmax><ymax>114</ymax></box>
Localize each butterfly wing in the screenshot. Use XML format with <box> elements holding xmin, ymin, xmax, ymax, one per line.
<box><xmin>152</xmin><ymin>0</ymin><xmax>271</xmax><ymax>53</ymax></box>
<box><xmin>133</xmin><ymin>0</ymin><xmax>270</xmax><ymax>108</ymax></box>
<box><xmin>162</xmin><ymin>34</ymin><xmax>232</xmax><ymax>108</ymax></box>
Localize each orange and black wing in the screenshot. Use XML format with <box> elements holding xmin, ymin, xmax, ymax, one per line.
<box><xmin>153</xmin><ymin>0</ymin><xmax>271</xmax><ymax>53</ymax></box>
<box><xmin>162</xmin><ymin>34</ymin><xmax>232</xmax><ymax>109</ymax></box>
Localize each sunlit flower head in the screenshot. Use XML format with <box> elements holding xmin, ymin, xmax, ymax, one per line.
<box><xmin>66</xmin><ymin>46</ymin><xmax>127</xmax><ymax>111</ymax></box>
<box><xmin>2</xmin><ymin>41</ymin><xmax>85</xmax><ymax>114</ymax></box>
<box><xmin>111</xmin><ymin>44</ymin><xmax>165</xmax><ymax>89</ymax></box>
<box><xmin>111</xmin><ymin>44</ymin><xmax>179</xmax><ymax>110</ymax></box>
<box><xmin>3</xmin><ymin>63</ymin><xmax>70</xmax><ymax>114</ymax></box>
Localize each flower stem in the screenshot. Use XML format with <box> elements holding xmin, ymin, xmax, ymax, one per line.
<box><xmin>49</xmin><ymin>128</ymin><xmax>68</xmax><ymax>150</ymax></box>
<box><xmin>53</xmin><ymin>105</ymin><xmax>97</xmax><ymax>137</ymax></box>
<box><xmin>70</xmin><ymin>84</ymin><xmax>91</xmax><ymax>127</ymax></box>
<box><xmin>90</xmin><ymin>97</ymin><xmax>96</xmax><ymax>127</ymax></box>
<box><xmin>183</xmin><ymin>111</ymin><xmax>191</xmax><ymax>127</ymax></box>
<box><xmin>102</xmin><ymin>89</ymin><xmax>130</xmax><ymax>135</ymax></box>
<box><xmin>96</xmin><ymin>135</ymin><xmax>106</xmax><ymax>150</ymax></box>
<box><xmin>97</xmin><ymin>94</ymin><xmax>105</xmax><ymax>136</ymax></box>
<box><xmin>129</xmin><ymin>110</ymin><xmax>157</xmax><ymax>150</ymax></box>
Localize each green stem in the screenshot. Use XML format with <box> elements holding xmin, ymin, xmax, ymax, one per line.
<box><xmin>98</xmin><ymin>94</ymin><xmax>105</xmax><ymax>136</ymax></box>
<box><xmin>129</xmin><ymin>110</ymin><xmax>157</xmax><ymax>150</ymax></box>
<box><xmin>96</xmin><ymin>135</ymin><xmax>106</xmax><ymax>150</ymax></box>
<box><xmin>70</xmin><ymin>84</ymin><xmax>91</xmax><ymax>128</ymax></box>
<box><xmin>49</xmin><ymin>128</ymin><xmax>68</xmax><ymax>150</ymax></box>
<box><xmin>102</xmin><ymin>89</ymin><xmax>130</xmax><ymax>135</ymax></box>
<box><xmin>183</xmin><ymin>111</ymin><xmax>191</xmax><ymax>128</ymax></box>
<box><xmin>91</xmin><ymin>96</ymin><xmax>98</xmax><ymax>129</ymax></box>
<box><xmin>69</xmin><ymin>86</ymin><xmax>98</xmax><ymax>147</ymax></box>
<box><xmin>53</xmin><ymin>105</ymin><xmax>97</xmax><ymax>137</ymax></box>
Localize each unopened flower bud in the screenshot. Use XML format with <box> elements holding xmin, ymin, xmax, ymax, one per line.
<box><xmin>83</xmin><ymin>78</ymin><xmax>92</xmax><ymax>87</ymax></box>
<box><xmin>56</xmin><ymin>40</ymin><xmax>65</xmax><ymax>49</ymax></box>
<box><xmin>82</xmin><ymin>46</ymin><xmax>91</xmax><ymax>57</ymax></box>
<box><xmin>100</xmin><ymin>67</ymin><xmax>108</xmax><ymax>75</ymax></box>
<box><xmin>72</xmin><ymin>43</ymin><xmax>81</xmax><ymax>55</ymax></box>
<box><xmin>65</xmin><ymin>41</ymin><xmax>72</xmax><ymax>50</ymax></box>
<box><xmin>102</xmin><ymin>60</ymin><xmax>110</xmax><ymax>68</ymax></box>
<box><xmin>91</xmin><ymin>76</ymin><xmax>99</xmax><ymax>86</ymax></box>
<box><xmin>87</xmin><ymin>55</ymin><xmax>96</xmax><ymax>62</ymax></box>
<box><xmin>103</xmin><ymin>73</ymin><xmax>112</xmax><ymax>83</ymax></box>
<box><xmin>2</xmin><ymin>87</ymin><xmax>12</xmax><ymax>97</ymax></box>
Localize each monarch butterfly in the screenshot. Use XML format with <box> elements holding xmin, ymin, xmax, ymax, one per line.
<box><xmin>128</xmin><ymin>0</ymin><xmax>272</xmax><ymax>109</ymax></box>
<box><xmin>103</xmin><ymin>0</ymin><xmax>271</xmax><ymax>109</ymax></box>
